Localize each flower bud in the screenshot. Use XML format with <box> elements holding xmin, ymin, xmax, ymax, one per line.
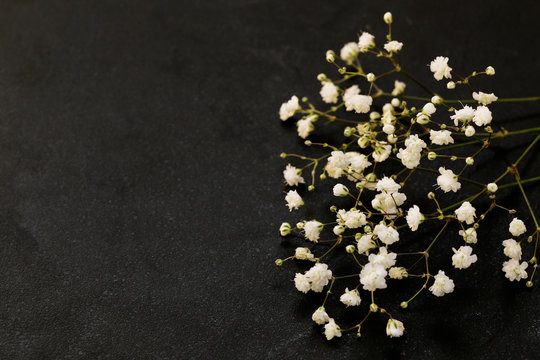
<box><xmin>333</xmin><ymin>183</ymin><xmax>349</xmax><ymax>197</ymax></box>
<box><xmin>317</xmin><ymin>73</ymin><xmax>328</xmax><ymax>82</ymax></box>
<box><xmin>428</xmin><ymin>152</ymin><xmax>437</xmax><ymax>160</ymax></box>
<box><xmin>366</xmin><ymin>173</ymin><xmax>377</xmax><ymax>182</ymax></box>
<box><xmin>296</xmin><ymin>221</ymin><xmax>304</xmax><ymax>229</ymax></box>
<box><xmin>416</xmin><ymin>114</ymin><xmax>430</xmax><ymax>125</ymax></box>
<box><xmin>325</xmin><ymin>50</ymin><xmax>336</xmax><ymax>63</ymax></box>
<box><xmin>369</xmin><ymin>111</ymin><xmax>381</xmax><ymax>120</ymax></box>
<box><xmin>465</xmin><ymin>157</ymin><xmax>474</xmax><ymax>165</ymax></box>
<box><xmin>308</xmin><ymin>185</ymin><xmax>315</xmax><ymax>191</ymax></box>
<box><xmin>358</xmin><ymin>136</ymin><xmax>370</xmax><ymax>148</ymax></box>
<box><xmin>422</xmin><ymin>102</ymin><xmax>436</xmax><ymax>115</ymax></box>
<box><xmin>329</xmin><ymin>205</ymin><xmax>338</xmax><ymax>212</ymax></box>
<box><xmin>344</xmin><ymin>127</ymin><xmax>353</xmax><ymax>137</ymax></box>
<box><xmin>427</xmin><ymin>192</ymin><xmax>435</xmax><ymax>199</ymax></box>
<box><xmin>346</xmin><ymin>245</ymin><xmax>356</xmax><ymax>253</ymax></box>
<box><xmin>391</xmin><ymin>98</ymin><xmax>400</xmax><ymax>108</ymax></box>
<box><xmin>370</xmin><ymin>303</ymin><xmax>378</xmax><ymax>312</ymax></box>
<box><xmin>487</xmin><ymin>183</ymin><xmax>498</xmax><ymax>193</ymax></box>
<box><xmin>363</xmin><ymin>225</ymin><xmax>372</xmax><ymax>233</ymax></box>
<box><xmin>333</xmin><ymin>225</ymin><xmax>345</xmax><ymax>235</ymax></box>
<box><xmin>447</xmin><ymin>81</ymin><xmax>456</xmax><ymax>89</ymax></box>
<box><xmin>383</xmin><ymin>12</ymin><xmax>393</xmax><ymax>24</ymax></box>
<box><xmin>387</xmin><ymin>134</ymin><xmax>397</xmax><ymax>144</ymax></box>
<box><xmin>280</xmin><ymin>222</ymin><xmax>292</xmax><ymax>236</ymax></box>
<box><xmin>431</xmin><ymin>95</ymin><xmax>443</xmax><ymax>105</ymax></box>
<box><xmin>280</xmin><ymin>152</ymin><xmax>287</xmax><ymax>158</ymax></box>
<box><xmin>450</xmin><ymin>156</ymin><xmax>458</xmax><ymax>161</ymax></box>
<box><xmin>275</xmin><ymin>259</ymin><xmax>283</xmax><ymax>266</ymax></box>
<box><xmin>383</xmin><ymin>124</ymin><xmax>395</xmax><ymax>135</ymax></box>
<box><xmin>367</xmin><ymin>73</ymin><xmax>375</xmax><ymax>82</ymax></box>
<box><xmin>485</xmin><ymin>66</ymin><xmax>495</xmax><ymax>75</ymax></box>
<box><xmin>465</xmin><ymin>125</ymin><xmax>476</xmax><ymax>137</ymax></box>
<box><xmin>320</xmin><ymin>173</ymin><xmax>327</xmax><ymax>180</ymax></box>
<box><xmin>400</xmin><ymin>301</ymin><xmax>408</xmax><ymax>309</ymax></box>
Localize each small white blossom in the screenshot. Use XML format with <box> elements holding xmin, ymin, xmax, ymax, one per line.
<box><xmin>340</xmin><ymin>42</ymin><xmax>359</xmax><ymax>64</ymax></box>
<box><xmin>376</xmin><ymin>176</ymin><xmax>401</xmax><ymax>194</ymax></box>
<box><xmin>383</xmin><ymin>124</ymin><xmax>395</xmax><ymax>134</ymax></box>
<box><xmin>340</xmin><ymin>288</ymin><xmax>361</xmax><ymax>307</ymax></box>
<box><xmin>332</xmin><ymin>184</ymin><xmax>349</xmax><ymax>197</ymax></box>
<box><xmin>389</xmin><ymin>267</ymin><xmax>408</xmax><ymax>280</ymax></box>
<box><xmin>430</xmin><ymin>130</ymin><xmax>454</xmax><ymax>145</ymax></box>
<box><xmin>373</xmin><ymin>223</ymin><xmax>400</xmax><ymax>245</ymax></box>
<box><xmin>346</xmin><ymin>94</ymin><xmax>373</xmax><ymax>114</ymax></box>
<box><xmin>296</xmin><ymin>116</ymin><xmax>316</xmax><ymax>139</ymax></box>
<box><xmin>337</xmin><ymin>209</ymin><xmax>367</xmax><ymax>229</ymax></box>
<box><xmin>404</xmin><ymin>135</ymin><xmax>427</xmax><ymax>151</ymax></box>
<box><xmin>485</xmin><ymin>66</ymin><xmax>495</xmax><ymax>75</ymax></box>
<box><xmin>437</xmin><ymin>167</ymin><xmax>461</xmax><ymax>193</ymax></box>
<box><xmin>429</xmin><ymin>270</ymin><xmax>455</xmax><ymax>297</ymax></box>
<box><xmin>406</xmin><ymin>205</ymin><xmax>424</xmax><ymax>231</ymax></box>
<box><xmin>285</xmin><ymin>190</ymin><xmax>304</xmax><ymax>211</ymax></box>
<box><xmin>502</xmin><ymin>239</ymin><xmax>522</xmax><ymax>259</ymax></box>
<box><xmin>320</xmin><ymin>82</ymin><xmax>339</xmax><ymax>104</ymax></box>
<box><xmin>294</xmin><ymin>273</ymin><xmax>311</xmax><ymax>293</ymax></box>
<box><xmin>487</xmin><ymin>183</ymin><xmax>498</xmax><ymax>193</ymax></box>
<box><xmin>422</xmin><ymin>102</ymin><xmax>437</xmax><ymax>116</ymax></box>
<box><xmin>346</xmin><ymin>152</ymin><xmax>372</xmax><ymax>177</ymax></box>
<box><xmin>386</xmin><ymin>319</ymin><xmax>405</xmax><ymax>338</ymax></box>
<box><xmin>502</xmin><ymin>258</ymin><xmax>528</xmax><ymax>281</ymax></box>
<box><xmin>333</xmin><ymin>225</ymin><xmax>345</xmax><ymax>235</ymax></box>
<box><xmin>279</xmin><ymin>95</ymin><xmax>300</xmax><ymax>121</ymax></box>
<box><xmin>429</xmin><ymin>56</ymin><xmax>452</xmax><ymax>80</ymax></box>
<box><xmin>324</xmin><ymin>319</ymin><xmax>342</xmax><ymax>340</ymax></box>
<box><xmin>357</xmin><ymin>234</ymin><xmax>376</xmax><ymax>253</ymax></box>
<box><xmin>343</xmin><ymin>85</ymin><xmax>360</xmax><ymax>104</ymax></box>
<box><xmin>312</xmin><ymin>307</ymin><xmax>330</xmax><ymax>325</ymax></box>
<box><xmin>325</xmin><ymin>151</ymin><xmax>349</xmax><ymax>178</ymax></box>
<box><xmin>371</xmin><ymin>192</ymin><xmax>406</xmax><ymax>217</ymax></box>
<box><xmin>397</xmin><ymin>147</ymin><xmax>422</xmax><ymax>169</ymax></box>
<box><xmin>304</xmin><ymin>220</ymin><xmax>323</xmax><ymax>242</ymax></box>
<box><xmin>509</xmin><ymin>218</ymin><xmax>527</xmax><ymax>237</ymax></box>
<box><xmin>451</xmin><ymin>105</ymin><xmax>475</xmax><ymax>125</ymax></box>
<box><xmin>384</xmin><ymin>40</ymin><xmax>403</xmax><ymax>53</ymax></box>
<box><xmin>360</xmin><ymin>262</ymin><xmax>388</xmax><ymax>291</ymax></box>
<box><xmin>392</xmin><ymin>80</ymin><xmax>406</xmax><ymax>96</ymax></box>
<box><xmin>472</xmin><ymin>106</ymin><xmax>492</xmax><ymax>127</ymax></box>
<box><xmin>454</xmin><ymin>201</ymin><xmax>476</xmax><ymax>225</ymax></box>
<box><xmin>305</xmin><ymin>263</ymin><xmax>333</xmax><ymax>292</ymax></box>
<box><xmin>383</xmin><ymin>12</ymin><xmax>393</xmax><ymax>24</ymax></box>
<box><xmin>368</xmin><ymin>247</ymin><xmax>397</xmax><ymax>269</ymax></box>
<box><xmin>358</xmin><ymin>32</ymin><xmax>375</xmax><ymax>51</ymax></box>
<box><xmin>472</xmin><ymin>91</ymin><xmax>498</xmax><ymax>105</ymax></box>
<box><xmin>464</xmin><ymin>125</ymin><xmax>476</xmax><ymax>137</ymax></box>
<box><xmin>459</xmin><ymin>227</ymin><xmax>477</xmax><ymax>244</ymax></box>
<box><xmin>295</xmin><ymin>247</ymin><xmax>315</xmax><ymax>261</ymax></box>
<box><xmin>372</xmin><ymin>144</ymin><xmax>392</xmax><ymax>163</ymax></box>
<box><xmin>283</xmin><ymin>164</ymin><xmax>305</xmax><ymax>186</ymax></box>
<box><xmin>452</xmin><ymin>246</ymin><xmax>478</xmax><ymax>269</ymax></box>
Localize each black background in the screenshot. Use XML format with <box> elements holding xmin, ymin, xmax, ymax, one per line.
<box><xmin>0</xmin><ymin>0</ymin><xmax>539</xmax><ymax>359</ymax></box>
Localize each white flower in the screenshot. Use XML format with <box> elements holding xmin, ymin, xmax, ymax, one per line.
<box><xmin>340</xmin><ymin>288</ymin><xmax>361</xmax><ymax>307</ymax></box>
<box><xmin>485</xmin><ymin>66</ymin><xmax>495</xmax><ymax>75</ymax></box>
<box><xmin>502</xmin><ymin>239</ymin><xmax>522</xmax><ymax>259</ymax></box>
<box><xmin>397</xmin><ymin>147</ymin><xmax>422</xmax><ymax>169</ymax></box>
<box><xmin>312</xmin><ymin>307</ymin><xmax>330</xmax><ymax>325</ymax></box>
<box><xmin>358</xmin><ymin>32</ymin><xmax>375</xmax><ymax>51</ymax></box>
<box><xmin>279</xmin><ymin>95</ymin><xmax>300</xmax><ymax>121</ymax></box>
<box><xmin>285</xmin><ymin>190</ymin><xmax>304</xmax><ymax>211</ymax></box>
<box><xmin>295</xmin><ymin>247</ymin><xmax>315</xmax><ymax>261</ymax></box>
<box><xmin>384</xmin><ymin>40</ymin><xmax>403</xmax><ymax>53</ymax></box>
<box><xmin>368</xmin><ymin>247</ymin><xmax>397</xmax><ymax>269</ymax></box>
<box><xmin>320</xmin><ymin>82</ymin><xmax>339</xmax><ymax>104</ymax></box>
<box><xmin>376</xmin><ymin>176</ymin><xmax>401</xmax><ymax>194</ymax></box>
<box><xmin>346</xmin><ymin>94</ymin><xmax>373</xmax><ymax>113</ymax></box>
<box><xmin>464</xmin><ymin>125</ymin><xmax>476</xmax><ymax>137</ymax></box>
<box><xmin>509</xmin><ymin>218</ymin><xmax>527</xmax><ymax>237</ymax></box>
<box><xmin>459</xmin><ymin>227</ymin><xmax>477</xmax><ymax>244</ymax></box>
<box><xmin>305</xmin><ymin>263</ymin><xmax>333</xmax><ymax>292</ymax></box>
<box><xmin>357</xmin><ymin>234</ymin><xmax>376</xmax><ymax>253</ymax></box>
<box><xmin>392</xmin><ymin>80</ymin><xmax>406</xmax><ymax>96</ymax></box>
<box><xmin>343</xmin><ymin>85</ymin><xmax>360</xmax><ymax>104</ymax></box>
<box><xmin>404</xmin><ymin>135</ymin><xmax>427</xmax><ymax>151</ymax></box>
<box><xmin>296</xmin><ymin>116</ymin><xmax>315</xmax><ymax>139</ymax></box>
<box><xmin>340</xmin><ymin>42</ymin><xmax>359</xmax><ymax>64</ymax></box>
<box><xmin>325</xmin><ymin>151</ymin><xmax>349</xmax><ymax>178</ymax></box>
<box><xmin>360</xmin><ymin>262</ymin><xmax>387</xmax><ymax>291</ymax></box>
<box><xmin>487</xmin><ymin>183</ymin><xmax>498</xmax><ymax>193</ymax></box>
<box><xmin>422</xmin><ymin>102</ymin><xmax>437</xmax><ymax>116</ymax></box>
<box><xmin>304</xmin><ymin>220</ymin><xmax>323</xmax><ymax>242</ymax></box>
<box><xmin>337</xmin><ymin>209</ymin><xmax>367</xmax><ymax>229</ymax></box>
<box><xmin>454</xmin><ymin>201</ymin><xmax>476</xmax><ymax>224</ymax></box>
<box><xmin>279</xmin><ymin>222</ymin><xmax>292</xmax><ymax>236</ymax></box>
<box><xmin>346</xmin><ymin>152</ymin><xmax>372</xmax><ymax>176</ymax></box>
<box><xmin>389</xmin><ymin>267</ymin><xmax>407</xmax><ymax>280</ymax></box>
<box><xmin>406</xmin><ymin>205</ymin><xmax>424</xmax><ymax>231</ymax></box>
<box><xmin>472</xmin><ymin>106</ymin><xmax>492</xmax><ymax>127</ymax></box>
<box><xmin>430</xmin><ymin>130</ymin><xmax>454</xmax><ymax>145</ymax></box>
<box><xmin>383</xmin><ymin>124</ymin><xmax>395</xmax><ymax>134</ymax></box>
<box><xmin>386</xmin><ymin>319</ymin><xmax>405</xmax><ymax>338</ymax></box>
<box><xmin>502</xmin><ymin>258</ymin><xmax>528</xmax><ymax>281</ymax></box>
<box><xmin>451</xmin><ymin>105</ymin><xmax>475</xmax><ymax>125</ymax></box>
<box><xmin>429</xmin><ymin>270</ymin><xmax>455</xmax><ymax>296</ymax></box>
<box><xmin>473</xmin><ymin>91</ymin><xmax>498</xmax><ymax>105</ymax></box>
<box><xmin>373</xmin><ymin>223</ymin><xmax>400</xmax><ymax>245</ymax></box>
<box><xmin>437</xmin><ymin>167</ymin><xmax>461</xmax><ymax>193</ymax></box>
<box><xmin>371</xmin><ymin>192</ymin><xmax>406</xmax><ymax>217</ymax></box>
<box><xmin>333</xmin><ymin>184</ymin><xmax>349</xmax><ymax>197</ymax></box>
<box><xmin>452</xmin><ymin>246</ymin><xmax>478</xmax><ymax>269</ymax></box>
<box><xmin>372</xmin><ymin>144</ymin><xmax>392</xmax><ymax>163</ymax></box>
<box><xmin>324</xmin><ymin>319</ymin><xmax>342</xmax><ymax>340</ymax></box>
<box><xmin>294</xmin><ymin>273</ymin><xmax>311</xmax><ymax>293</ymax></box>
<box><xmin>283</xmin><ymin>164</ymin><xmax>305</xmax><ymax>186</ymax></box>
<box><xmin>333</xmin><ymin>225</ymin><xmax>345</xmax><ymax>235</ymax></box>
<box><xmin>429</xmin><ymin>56</ymin><xmax>452</xmax><ymax>81</ymax></box>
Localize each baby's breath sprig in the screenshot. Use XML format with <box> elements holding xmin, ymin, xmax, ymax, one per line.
<box><xmin>276</xmin><ymin>11</ymin><xmax>540</xmax><ymax>341</ymax></box>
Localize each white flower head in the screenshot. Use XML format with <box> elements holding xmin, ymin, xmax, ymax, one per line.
<box><xmin>472</xmin><ymin>106</ymin><xmax>492</xmax><ymax>127</ymax></box>
<box><xmin>429</xmin><ymin>56</ymin><xmax>452</xmax><ymax>81</ymax></box>
<box><xmin>294</xmin><ymin>273</ymin><xmax>310</xmax><ymax>293</ymax></box>
<box><xmin>392</xmin><ymin>80</ymin><xmax>406</xmax><ymax>96</ymax></box>
<box><xmin>372</xmin><ymin>144</ymin><xmax>392</xmax><ymax>163</ymax></box>
<box><xmin>285</xmin><ymin>190</ymin><xmax>304</xmax><ymax>211</ymax></box>
<box><xmin>340</xmin><ymin>288</ymin><xmax>361</xmax><ymax>307</ymax></box>
<box><xmin>324</xmin><ymin>319</ymin><xmax>342</xmax><ymax>340</ymax></box>
<box><xmin>340</xmin><ymin>42</ymin><xmax>359</xmax><ymax>64</ymax></box>
<box><xmin>343</xmin><ymin>85</ymin><xmax>360</xmax><ymax>104</ymax></box>
<box><xmin>325</xmin><ymin>150</ymin><xmax>349</xmax><ymax>178</ymax></box>
<box><xmin>509</xmin><ymin>218</ymin><xmax>527</xmax><ymax>237</ymax></box>
<box><xmin>312</xmin><ymin>307</ymin><xmax>330</xmax><ymax>325</ymax></box>
<box><xmin>296</xmin><ymin>116</ymin><xmax>316</xmax><ymax>139</ymax></box>
<box><xmin>376</xmin><ymin>176</ymin><xmax>401</xmax><ymax>194</ymax></box>
<box><xmin>452</xmin><ymin>246</ymin><xmax>478</xmax><ymax>269</ymax></box>
<box><xmin>437</xmin><ymin>167</ymin><xmax>461</xmax><ymax>193</ymax></box>
<box><xmin>360</xmin><ymin>262</ymin><xmax>387</xmax><ymax>291</ymax></box>
<box><xmin>406</xmin><ymin>205</ymin><xmax>424</xmax><ymax>231</ymax></box>
<box><xmin>373</xmin><ymin>223</ymin><xmax>400</xmax><ymax>245</ymax></box>
<box><xmin>358</xmin><ymin>32</ymin><xmax>375</xmax><ymax>51</ymax></box>
<box><xmin>429</xmin><ymin>270</ymin><xmax>455</xmax><ymax>296</ymax></box>
<box><xmin>304</xmin><ymin>220</ymin><xmax>323</xmax><ymax>242</ymax></box>
<box><xmin>459</xmin><ymin>227</ymin><xmax>477</xmax><ymax>244</ymax></box>
<box><xmin>368</xmin><ymin>247</ymin><xmax>397</xmax><ymax>269</ymax></box>
<box><xmin>320</xmin><ymin>82</ymin><xmax>339</xmax><ymax>104</ymax></box>
<box><xmin>502</xmin><ymin>258</ymin><xmax>528</xmax><ymax>281</ymax></box>
<box><xmin>337</xmin><ymin>209</ymin><xmax>367</xmax><ymax>229</ymax></box>
<box><xmin>305</xmin><ymin>263</ymin><xmax>333</xmax><ymax>292</ymax></box>
<box><xmin>384</xmin><ymin>40</ymin><xmax>403</xmax><ymax>53</ymax></box>
<box><xmin>503</xmin><ymin>239</ymin><xmax>522</xmax><ymax>259</ymax></box>
<box><xmin>283</xmin><ymin>164</ymin><xmax>305</xmax><ymax>186</ymax></box>
<box><xmin>279</xmin><ymin>95</ymin><xmax>300</xmax><ymax>121</ymax></box>
<box><xmin>386</xmin><ymin>319</ymin><xmax>405</xmax><ymax>338</ymax></box>
<box><xmin>451</xmin><ymin>105</ymin><xmax>475</xmax><ymax>125</ymax></box>
<box><xmin>472</xmin><ymin>91</ymin><xmax>498</xmax><ymax>105</ymax></box>
<box><xmin>430</xmin><ymin>130</ymin><xmax>454</xmax><ymax>145</ymax></box>
<box><xmin>357</xmin><ymin>233</ymin><xmax>376</xmax><ymax>253</ymax></box>
<box><xmin>397</xmin><ymin>147</ymin><xmax>422</xmax><ymax>169</ymax></box>
<box><xmin>454</xmin><ymin>201</ymin><xmax>476</xmax><ymax>225</ymax></box>
<box><xmin>346</xmin><ymin>94</ymin><xmax>373</xmax><ymax>114</ymax></box>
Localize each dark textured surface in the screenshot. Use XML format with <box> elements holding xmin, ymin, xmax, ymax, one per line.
<box><xmin>0</xmin><ymin>0</ymin><xmax>539</xmax><ymax>359</ymax></box>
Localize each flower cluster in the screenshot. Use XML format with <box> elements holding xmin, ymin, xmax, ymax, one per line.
<box><xmin>276</xmin><ymin>12</ymin><xmax>540</xmax><ymax>341</ymax></box>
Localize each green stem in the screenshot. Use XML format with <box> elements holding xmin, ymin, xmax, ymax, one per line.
<box><xmin>498</xmin><ymin>176</ymin><xmax>540</xmax><ymax>189</ymax></box>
